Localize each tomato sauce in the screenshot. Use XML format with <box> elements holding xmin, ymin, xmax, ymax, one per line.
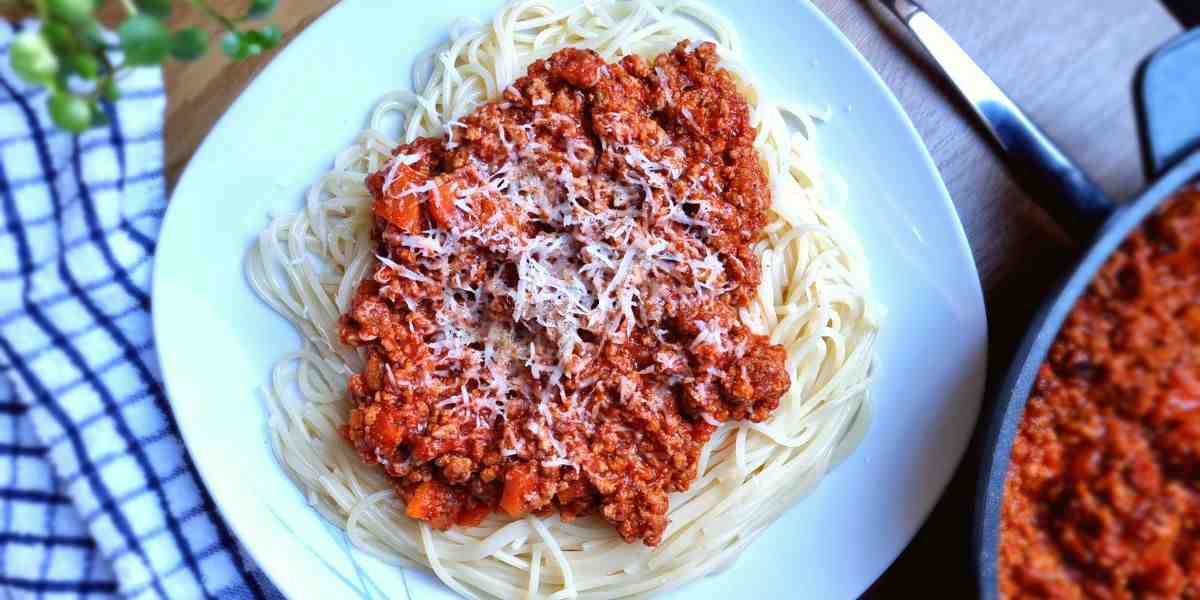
<box><xmin>1000</xmin><ymin>184</ymin><xmax>1200</xmax><ymax>599</ymax></box>
<box><xmin>338</xmin><ymin>42</ymin><xmax>790</xmax><ymax>546</ymax></box>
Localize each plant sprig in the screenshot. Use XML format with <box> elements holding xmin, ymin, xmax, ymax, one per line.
<box><xmin>8</xmin><ymin>0</ymin><xmax>281</xmax><ymax>132</ymax></box>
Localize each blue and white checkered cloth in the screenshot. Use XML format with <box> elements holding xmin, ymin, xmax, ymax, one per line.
<box><xmin>0</xmin><ymin>22</ymin><xmax>282</xmax><ymax>599</ymax></box>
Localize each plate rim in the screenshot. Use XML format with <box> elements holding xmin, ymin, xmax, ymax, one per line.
<box><xmin>152</xmin><ymin>0</ymin><xmax>988</xmax><ymax>597</ymax></box>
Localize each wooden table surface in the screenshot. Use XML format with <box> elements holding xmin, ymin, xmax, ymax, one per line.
<box><xmin>161</xmin><ymin>0</ymin><xmax>1184</xmax><ymax>596</ymax></box>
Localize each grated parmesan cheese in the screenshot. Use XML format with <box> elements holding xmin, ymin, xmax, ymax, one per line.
<box><xmin>359</xmin><ymin>68</ymin><xmax>762</xmax><ymax>473</ymax></box>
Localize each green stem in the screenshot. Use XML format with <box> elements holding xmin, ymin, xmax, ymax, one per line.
<box><xmin>87</xmin><ymin>77</ymin><xmax>108</xmax><ymax>101</ymax></box>
<box><xmin>189</xmin><ymin>0</ymin><xmax>238</xmax><ymax>31</ymax></box>
<box><xmin>98</xmin><ymin>45</ymin><xmax>115</xmax><ymax>75</ymax></box>
<box><xmin>87</xmin><ymin>65</ymin><xmax>127</xmax><ymax>102</ymax></box>
<box><xmin>119</xmin><ymin>0</ymin><xmax>137</xmax><ymax>14</ymax></box>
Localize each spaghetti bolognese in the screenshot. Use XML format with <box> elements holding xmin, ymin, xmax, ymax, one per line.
<box><xmin>246</xmin><ymin>1</ymin><xmax>881</xmax><ymax>598</ymax></box>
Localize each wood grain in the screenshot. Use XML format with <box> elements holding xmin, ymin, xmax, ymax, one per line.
<box><xmin>161</xmin><ymin>0</ymin><xmax>332</xmax><ymax>189</ymax></box>
<box><xmin>160</xmin><ymin>0</ymin><xmax>1184</xmax><ymax>596</ymax></box>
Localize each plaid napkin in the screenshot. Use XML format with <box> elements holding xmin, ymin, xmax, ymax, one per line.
<box><xmin>0</xmin><ymin>22</ymin><xmax>281</xmax><ymax>600</ymax></box>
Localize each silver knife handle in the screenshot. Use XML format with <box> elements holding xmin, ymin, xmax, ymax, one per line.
<box><xmin>883</xmin><ymin>0</ymin><xmax>1115</xmax><ymax>239</ymax></box>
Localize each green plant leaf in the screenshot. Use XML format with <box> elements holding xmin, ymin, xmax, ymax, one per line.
<box><xmin>48</xmin><ymin>92</ymin><xmax>91</xmax><ymax>132</ymax></box>
<box><xmin>47</xmin><ymin>0</ymin><xmax>95</xmax><ymax>26</ymax></box>
<box><xmin>220</xmin><ymin>31</ymin><xmax>249</xmax><ymax>59</ymax></box>
<box><xmin>118</xmin><ymin>14</ymin><xmax>171</xmax><ymax>65</ymax></box>
<box><xmin>41</xmin><ymin>22</ymin><xmax>74</xmax><ymax>51</ymax></box>
<box><xmin>246</xmin><ymin>0</ymin><xmax>277</xmax><ymax>20</ymax></box>
<box><xmin>256</xmin><ymin>24</ymin><xmax>281</xmax><ymax>49</ymax></box>
<box><xmin>170</xmin><ymin>27</ymin><xmax>208</xmax><ymax>60</ymax></box>
<box><xmin>70</xmin><ymin>53</ymin><xmax>99</xmax><ymax>79</ymax></box>
<box><xmin>9</xmin><ymin>31</ymin><xmax>59</xmax><ymax>84</ymax></box>
<box><xmin>79</xmin><ymin>21</ymin><xmax>108</xmax><ymax>48</ymax></box>
<box><xmin>135</xmin><ymin>0</ymin><xmax>172</xmax><ymax>19</ymax></box>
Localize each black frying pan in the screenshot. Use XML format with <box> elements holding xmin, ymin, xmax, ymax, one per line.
<box><xmin>879</xmin><ymin>1</ymin><xmax>1200</xmax><ymax>597</ymax></box>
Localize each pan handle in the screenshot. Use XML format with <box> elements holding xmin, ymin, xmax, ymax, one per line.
<box><xmin>1158</xmin><ymin>0</ymin><xmax>1200</xmax><ymax>28</ymax></box>
<box><xmin>881</xmin><ymin>0</ymin><xmax>1115</xmax><ymax>241</ymax></box>
<box><xmin>1135</xmin><ymin>24</ymin><xmax>1200</xmax><ymax>179</ymax></box>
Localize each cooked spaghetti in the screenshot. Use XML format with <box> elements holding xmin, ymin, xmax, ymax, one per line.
<box><xmin>246</xmin><ymin>1</ymin><xmax>881</xmax><ymax>598</ymax></box>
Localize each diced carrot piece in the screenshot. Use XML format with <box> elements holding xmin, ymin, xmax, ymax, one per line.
<box><xmin>500</xmin><ymin>466</ymin><xmax>536</xmax><ymax>517</ymax></box>
<box><xmin>383</xmin><ymin>163</ymin><xmax>420</xmax><ymax>196</ymax></box>
<box><xmin>365</xmin><ymin>406</ymin><xmax>403</xmax><ymax>454</ymax></box>
<box><xmin>406</xmin><ymin>480</ymin><xmax>459</xmax><ymax>529</ymax></box>
<box><xmin>374</xmin><ymin>195</ymin><xmax>421</xmax><ymax>231</ymax></box>
<box><xmin>405</xmin><ymin>481</ymin><xmax>439</xmax><ymax>520</ymax></box>
<box><xmin>427</xmin><ymin>181</ymin><xmax>458</xmax><ymax>228</ymax></box>
<box><xmin>456</xmin><ymin>502</ymin><xmax>492</xmax><ymax>527</ymax></box>
<box><xmin>372</xmin><ymin>162</ymin><xmax>426</xmax><ymax>231</ymax></box>
<box><xmin>479</xmin><ymin>193</ymin><xmax>516</xmax><ymax>229</ymax></box>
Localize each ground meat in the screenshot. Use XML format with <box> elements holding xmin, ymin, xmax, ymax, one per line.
<box><xmin>999</xmin><ymin>184</ymin><xmax>1200</xmax><ymax>599</ymax></box>
<box><xmin>338</xmin><ymin>41</ymin><xmax>788</xmax><ymax>546</ymax></box>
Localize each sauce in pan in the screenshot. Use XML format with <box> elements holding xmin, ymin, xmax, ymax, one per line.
<box><xmin>1000</xmin><ymin>184</ymin><xmax>1200</xmax><ymax>599</ymax></box>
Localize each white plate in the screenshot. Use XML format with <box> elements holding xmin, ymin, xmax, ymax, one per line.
<box><xmin>152</xmin><ymin>1</ymin><xmax>987</xmax><ymax>597</ymax></box>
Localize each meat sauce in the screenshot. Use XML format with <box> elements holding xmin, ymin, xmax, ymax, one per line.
<box><xmin>1000</xmin><ymin>184</ymin><xmax>1200</xmax><ymax>598</ymax></box>
<box><xmin>338</xmin><ymin>42</ymin><xmax>790</xmax><ymax>546</ymax></box>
